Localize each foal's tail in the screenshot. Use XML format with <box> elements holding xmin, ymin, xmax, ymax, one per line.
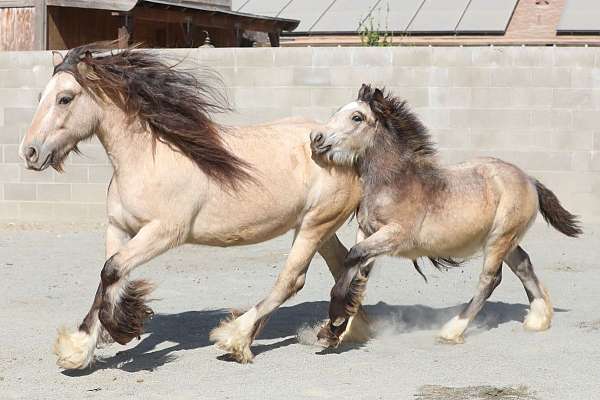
<box><xmin>534</xmin><ymin>179</ymin><xmax>583</xmax><ymax>238</ymax></box>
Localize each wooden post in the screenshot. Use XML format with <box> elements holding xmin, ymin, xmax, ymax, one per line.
<box><xmin>34</xmin><ymin>0</ymin><xmax>47</xmax><ymax>50</ymax></box>
<box><xmin>117</xmin><ymin>13</ymin><xmax>133</xmax><ymax>48</ymax></box>
<box><xmin>268</xmin><ymin>30</ymin><xmax>280</xmax><ymax>47</ymax></box>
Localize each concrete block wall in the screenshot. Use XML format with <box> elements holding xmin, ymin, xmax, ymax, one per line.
<box><xmin>0</xmin><ymin>46</ymin><xmax>599</xmax><ymax>222</ymax></box>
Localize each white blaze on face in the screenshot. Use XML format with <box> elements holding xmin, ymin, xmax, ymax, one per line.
<box><xmin>339</xmin><ymin>101</ymin><xmax>359</xmax><ymax>113</ymax></box>
<box><xmin>19</xmin><ymin>74</ymin><xmax>60</xmax><ymax>159</ymax></box>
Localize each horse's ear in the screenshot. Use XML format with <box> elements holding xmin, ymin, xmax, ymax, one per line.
<box><xmin>357</xmin><ymin>83</ymin><xmax>371</xmax><ymax>101</ymax></box>
<box><xmin>52</xmin><ymin>51</ymin><xmax>64</xmax><ymax>67</ymax></box>
<box><xmin>373</xmin><ymin>88</ymin><xmax>385</xmax><ymax>102</ymax></box>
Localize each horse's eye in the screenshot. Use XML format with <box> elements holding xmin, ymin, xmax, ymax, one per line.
<box><xmin>352</xmin><ymin>114</ymin><xmax>363</xmax><ymax>123</ymax></box>
<box><xmin>58</xmin><ymin>96</ymin><xmax>73</xmax><ymax>105</ymax></box>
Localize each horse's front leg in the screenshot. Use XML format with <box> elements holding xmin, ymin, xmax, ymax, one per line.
<box><xmin>210</xmin><ymin>226</ymin><xmax>329</xmax><ymax>363</ymax></box>
<box><xmin>54</xmin><ymin>223</ymin><xmax>130</xmax><ymax>369</ymax></box>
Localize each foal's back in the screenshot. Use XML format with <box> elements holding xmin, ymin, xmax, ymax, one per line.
<box><xmin>419</xmin><ymin>157</ymin><xmax>538</xmax><ymax>258</ymax></box>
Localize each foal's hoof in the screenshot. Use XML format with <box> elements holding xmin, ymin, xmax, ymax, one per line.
<box><xmin>523</xmin><ymin>298</ymin><xmax>553</xmax><ymax>332</ymax></box>
<box><xmin>316</xmin><ymin>323</ymin><xmax>341</xmax><ymax>348</ymax></box>
<box><xmin>438</xmin><ymin>316</ymin><xmax>469</xmax><ymax>345</ymax></box>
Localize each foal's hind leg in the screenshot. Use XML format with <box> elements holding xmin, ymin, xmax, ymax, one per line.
<box><xmin>438</xmin><ymin>236</ymin><xmax>511</xmax><ymax>344</ymax></box>
<box><xmin>505</xmin><ymin>246</ymin><xmax>553</xmax><ymax>331</ymax></box>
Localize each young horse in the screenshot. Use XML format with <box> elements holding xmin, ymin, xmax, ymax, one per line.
<box><xmin>311</xmin><ymin>84</ymin><xmax>582</xmax><ymax>347</ymax></box>
<box><xmin>20</xmin><ymin>43</ymin><xmax>368</xmax><ymax>368</ymax></box>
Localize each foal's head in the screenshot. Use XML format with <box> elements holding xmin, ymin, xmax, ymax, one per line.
<box><xmin>310</xmin><ymin>84</ymin><xmax>436</xmax><ymax>168</ymax></box>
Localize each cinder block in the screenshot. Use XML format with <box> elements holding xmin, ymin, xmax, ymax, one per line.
<box><xmin>431</xmin><ymin>47</ymin><xmax>472</xmax><ymax>67</ymax></box>
<box><xmin>449</xmin><ymin>67</ymin><xmax>491</xmax><ymax>87</ymax></box>
<box><xmin>234</xmin><ymin>48</ymin><xmax>274</xmax><ymax>67</ymax></box>
<box><xmin>529</xmin><ymin>67</ymin><xmax>571</xmax><ymax>88</ymax></box>
<box><xmin>273</xmin><ymin>47</ymin><xmax>313</xmax><ymax>67</ymax></box>
<box><xmin>530</xmin><ymin>109</ymin><xmax>572</xmax><ymax>131</ymax></box>
<box><xmin>0</xmin><ymin>88</ymin><xmax>40</xmax><ymax>108</ymax></box>
<box><xmin>470</xmin><ymin>87</ymin><xmax>510</xmax><ymax>108</ymax></box>
<box><xmin>196</xmin><ymin>48</ymin><xmax>236</xmax><ymax>67</ymax></box>
<box><xmin>4</xmin><ymin>108</ymin><xmax>36</xmax><ymax>125</ymax></box>
<box><xmin>0</xmin><ymin>51</ymin><xmax>52</xmax><ymax>70</ymax></box>
<box><xmin>88</xmin><ymin>165</ymin><xmax>113</xmax><ymax>184</ymax></box>
<box><xmin>511</xmin><ymin>88</ymin><xmax>553</xmax><ymax>108</ymax></box>
<box><xmin>572</xmin><ymin>110</ymin><xmax>598</xmax><ymax>131</ymax></box>
<box><xmin>87</xmin><ymin>203</ymin><xmax>107</xmax><ymax>220</ymax></box>
<box><xmin>231</xmin><ymin>67</ymin><xmax>294</xmax><ymax>87</ymax></box>
<box><xmin>0</xmin><ymin>70</ymin><xmax>36</xmax><ymax>89</ymax></box>
<box><xmin>312</xmin><ymin>47</ymin><xmax>351</xmax><ymax>67</ymax></box>
<box><xmin>53</xmin><ymin>202</ymin><xmax>89</xmax><ymax>221</ymax></box>
<box><xmin>4</xmin><ymin>183</ymin><xmax>35</xmax><ymax>200</ymax></box>
<box><xmin>223</xmin><ymin>107</ymin><xmax>292</xmax><ymax>125</ymax></box>
<box><xmin>71</xmin><ymin>183</ymin><xmax>107</xmax><ymax>203</ymax></box>
<box><xmin>429</xmin><ymin>87</ymin><xmax>470</xmax><ymax>108</ymax></box>
<box><xmin>36</xmin><ymin>183</ymin><xmax>70</xmax><ymax>201</ymax></box>
<box><xmin>416</xmin><ymin>108</ymin><xmax>450</xmax><ymax>130</ymax></box>
<box><xmin>310</xmin><ymin>87</ymin><xmax>355</xmax><ymax>107</ymax></box>
<box><xmin>54</xmin><ymin>165</ymin><xmax>88</xmax><ymax>183</ymax></box>
<box><xmin>510</xmin><ymin>47</ymin><xmax>554</xmax><ymax>67</ymax></box>
<box><xmin>392</xmin><ymin>47</ymin><xmax>432</xmax><ymax>66</ymax></box>
<box><xmin>19</xmin><ymin>202</ymin><xmax>54</xmax><ymax>221</ymax></box>
<box><xmin>232</xmin><ymin>87</ymin><xmax>310</xmax><ymax>108</ymax></box>
<box><xmin>292</xmin><ymin>67</ymin><xmax>332</xmax><ymax>87</ymax></box>
<box><xmin>471</xmin><ymin>47</ymin><xmax>512</xmax><ymax>67</ymax></box>
<box><xmin>432</xmin><ymin>128</ymin><xmax>470</xmax><ymax>149</ymax></box>
<box><xmin>392</xmin><ymin>87</ymin><xmax>429</xmax><ymax>108</ymax></box>
<box><xmin>352</xmin><ymin>47</ymin><xmax>392</xmax><ymax>67</ymax></box>
<box><xmin>491</xmin><ymin>67</ymin><xmax>531</xmax><ymax>87</ymax></box>
<box><xmin>594</xmin><ymin>131</ymin><xmax>600</xmax><ymax>150</ymax></box>
<box><xmin>331</xmin><ymin>66</ymin><xmax>393</xmax><ymax>87</ymax></box>
<box><xmin>0</xmin><ymin>201</ymin><xmax>19</xmax><ymax>219</ymax></box>
<box><xmin>591</xmin><ymin>152</ymin><xmax>600</xmax><ymax>171</ymax></box>
<box><xmin>550</xmin><ymin>131</ymin><xmax>594</xmax><ymax>151</ymax></box>
<box><xmin>2</xmin><ymin>144</ymin><xmax>20</xmax><ymax>163</ymax></box>
<box><xmin>555</xmin><ymin>48</ymin><xmax>595</xmax><ymax>68</ymax></box>
<box><xmin>0</xmin><ymin>126</ymin><xmax>23</xmax><ymax>144</ymax></box>
<box><xmin>570</xmin><ymin>67</ymin><xmax>600</xmax><ymax>89</ymax></box>
<box><xmin>20</xmin><ymin>167</ymin><xmax>53</xmax><ymax>183</ymax></box>
<box><xmin>571</xmin><ymin>151</ymin><xmax>592</xmax><ymax>171</ymax></box>
<box><xmin>553</xmin><ymin>88</ymin><xmax>593</xmax><ymax>109</ymax></box>
<box><xmin>0</xmin><ymin>164</ymin><xmax>19</xmax><ymax>182</ymax></box>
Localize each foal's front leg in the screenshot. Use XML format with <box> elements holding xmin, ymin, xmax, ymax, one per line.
<box><xmin>319</xmin><ymin>227</ymin><xmax>397</xmax><ymax>347</ymax></box>
<box><xmin>54</xmin><ymin>223</ymin><xmax>130</xmax><ymax>369</ymax></box>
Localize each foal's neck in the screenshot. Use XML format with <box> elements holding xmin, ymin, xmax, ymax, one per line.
<box><xmin>360</xmin><ymin>136</ymin><xmax>443</xmax><ymax>193</ymax></box>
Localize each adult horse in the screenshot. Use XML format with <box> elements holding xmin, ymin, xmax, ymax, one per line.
<box><xmin>20</xmin><ymin>43</ymin><xmax>366</xmax><ymax>368</ymax></box>
<box><xmin>311</xmin><ymin>84</ymin><xmax>582</xmax><ymax>347</ymax></box>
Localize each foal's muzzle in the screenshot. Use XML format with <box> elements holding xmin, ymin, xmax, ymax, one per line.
<box><xmin>309</xmin><ymin>131</ymin><xmax>331</xmax><ymax>155</ymax></box>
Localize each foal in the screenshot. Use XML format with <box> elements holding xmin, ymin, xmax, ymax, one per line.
<box><xmin>311</xmin><ymin>84</ymin><xmax>582</xmax><ymax>346</ymax></box>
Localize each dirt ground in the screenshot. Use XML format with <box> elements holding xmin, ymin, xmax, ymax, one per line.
<box><xmin>0</xmin><ymin>221</ymin><xmax>598</xmax><ymax>399</ymax></box>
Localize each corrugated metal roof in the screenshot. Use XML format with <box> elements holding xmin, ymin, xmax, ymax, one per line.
<box><xmin>406</xmin><ymin>0</ymin><xmax>470</xmax><ymax>34</ymax></box>
<box><xmin>557</xmin><ymin>0</ymin><xmax>600</xmax><ymax>34</ymax></box>
<box><xmin>457</xmin><ymin>0</ymin><xmax>518</xmax><ymax>34</ymax></box>
<box><xmin>232</xmin><ymin>0</ymin><xmax>518</xmax><ymax>35</ymax></box>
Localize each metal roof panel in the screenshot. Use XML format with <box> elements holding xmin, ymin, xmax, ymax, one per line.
<box><xmin>558</xmin><ymin>0</ymin><xmax>600</xmax><ymax>33</ymax></box>
<box><xmin>456</xmin><ymin>0</ymin><xmax>517</xmax><ymax>33</ymax></box>
<box><xmin>407</xmin><ymin>0</ymin><xmax>470</xmax><ymax>33</ymax></box>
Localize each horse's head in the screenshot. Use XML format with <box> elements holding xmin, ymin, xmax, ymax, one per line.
<box><xmin>310</xmin><ymin>84</ymin><xmax>383</xmax><ymax>168</ymax></box>
<box><xmin>20</xmin><ymin>51</ymin><xmax>101</xmax><ymax>171</ymax></box>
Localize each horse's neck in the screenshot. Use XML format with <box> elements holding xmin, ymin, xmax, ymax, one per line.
<box><xmin>96</xmin><ymin>110</ymin><xmax>151</xmax><ymax>173</ymax></box>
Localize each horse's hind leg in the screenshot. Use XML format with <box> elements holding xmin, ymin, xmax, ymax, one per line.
<box><xmin>504</xmin><ymin>246</ymin><xmax>553</xmax><ymax>331</ymax></box>
<box><xmin>438</xmin><ymin>235</ymin><xmax>511</xmax><ymax>344</ymax></box>
<box><xmin>318</xmin><ymin>234</ymin><xmax>371</xmax><ymax>343</ymax></box>
<box><xmin>210</xmin><ymin>223</ymin><xmax>338</xmax><ymax>363</ymax></box>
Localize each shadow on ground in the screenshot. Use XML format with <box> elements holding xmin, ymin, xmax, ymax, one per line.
<box><xmin>64</xmin><ymin>300</ymin><xmax>565</xmax><ymax>376</ymax></box>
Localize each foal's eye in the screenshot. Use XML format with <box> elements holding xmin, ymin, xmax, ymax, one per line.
<box><xmin>58</xmin><ymin>96</ymin><xmax>73</xmax><ymax>105</ymax></box>
<box><xmin>351</xmin><ymin>114</ymin><xmax>364</xmax><ymax>123</ymax></box>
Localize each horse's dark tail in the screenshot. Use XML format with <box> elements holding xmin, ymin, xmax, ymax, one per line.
<box><xmin>534</xmin><ymin>179</ymin><xmax>582</xmax><ymax>238</ymax></box>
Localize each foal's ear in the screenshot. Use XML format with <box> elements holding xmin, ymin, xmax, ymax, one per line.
<box><xmin>357</xmin><ymin>83</ymin><xmax>372</xmax><ymax>101</ymax></box>
<box><xmin>52</xmin><ymin>51</ymin><xmax>64</xmax><ymax>67</ymax></box>
<box><xmin>373</xmin><ymin>88</ymin><xmax>385</xmax><ymax>102</ymax></box>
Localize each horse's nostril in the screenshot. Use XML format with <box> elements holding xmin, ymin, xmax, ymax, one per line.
<box><xmin>314</xmin><ymin>133</ymin><xmax>323</xmax><ymax>144</ymax></box>
<box><xmin>25</xmin><ymin>146</ymin><xmax>38</xmax><ymax>162</ymax></box>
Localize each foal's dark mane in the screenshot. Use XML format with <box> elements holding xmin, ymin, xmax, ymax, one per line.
<box><xmin>357</xmin><ymin>84</ymin><xmax>442</xmax><ymax>187</ymax></box>
<box><xmin>54</xmin><ymin>42</ymin><xmax>252</xmax><ymax>190</ymax></box>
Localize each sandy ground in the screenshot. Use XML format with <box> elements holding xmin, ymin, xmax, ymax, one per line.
<box><xmin>0</xmin><ymin>221</ymin><xmax>598</xmax><ymax>400</ymax></box>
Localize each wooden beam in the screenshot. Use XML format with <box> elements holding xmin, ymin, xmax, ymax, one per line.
<box><xmin>268</xmin><ymin>31</ymin><xmax>279</xmax><ymax>47</ymax></box>
<box><xmin>0</xmin><ymin>1</ymin><xmax>36</xmax><ymax>7</ymax></box>
<box><xmin>133</xmin><ymin>6</ymin><xmax>283</xmax><ymax>33</ymax></box>
<box><xmin>34</xmin><ymin>0</ymin><xmax>46</xmax><ymax>50</ymax></box>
